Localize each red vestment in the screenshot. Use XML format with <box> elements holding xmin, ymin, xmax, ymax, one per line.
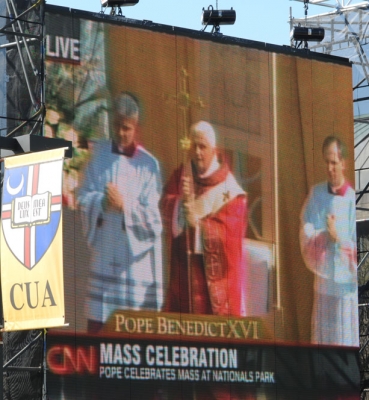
<box><xmin>161</xmin><ymin>162</ymin><xmax>247</xmax><ymax>316</ymax></box>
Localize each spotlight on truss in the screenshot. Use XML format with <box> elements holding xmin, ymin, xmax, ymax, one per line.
<box><xmin>100</xmin><ymin>0</ymin><xmax>139</xmax><ymax>16</ymax></box>
<box><xmin>201</xmin><ymin>6</ymin><xmax>236</xmax><ymax>34</ymax></box>
<box><xmin>202</xmin><ymin>8</ymin><xmax>236</xmax><ymax>26</ymax></box>
<box><xmin>291</xmin><ymin>26</ymin><xmax>325</xmax><ymax>49</ymax></box>
<box><xmin>101</xmin><ymin>0</ymin><xmax>139</xmax><ymax>6</ymax></box>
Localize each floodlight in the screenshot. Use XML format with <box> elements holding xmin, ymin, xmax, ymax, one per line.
<box><xmin>201</xmin><ymin>8</ymin><xmax>236</xmax><ymax>26</ymax></box>
<box><xmin>292</xmin><ymin>26</ymin><xmax>325</xmax><ymax>42</ymax></box>
<box><xmin>101</xmin><ymin>0</ymin><xmax>139</xmax><ymax>6</ymax></box>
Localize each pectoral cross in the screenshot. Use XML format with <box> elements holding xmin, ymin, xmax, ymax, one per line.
<box><xmin>223</xmin><ymin>191</ymin><xmax>230</xmax><ymax>202</ymax></box>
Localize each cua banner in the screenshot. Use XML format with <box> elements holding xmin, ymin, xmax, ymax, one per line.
<box><xmin>1</xmin><ymin>148</ymin><xmax>65</xmax><ymax>331</ymax></box>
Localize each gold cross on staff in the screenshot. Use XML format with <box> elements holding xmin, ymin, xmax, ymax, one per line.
<box><xmin>178</xmin><ymin>67</ymin><xmax>206</xmax><ymax>144</ymax></box>
<box><xmin>164</xmin><ymin>67</ymin><xmax>206</xmax><ymax>151</ymax></box>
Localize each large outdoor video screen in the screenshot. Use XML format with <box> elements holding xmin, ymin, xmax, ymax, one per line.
<box><xmin>43</xmin><ymin>6</ymin><xmax>360</xmax><ymax>399</ymax></box>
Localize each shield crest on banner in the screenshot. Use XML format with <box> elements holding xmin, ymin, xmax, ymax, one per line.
<box><xmin>1</xmin><ymin>159</ymin><xmax>63</xmax><ymax>270</ymax></box>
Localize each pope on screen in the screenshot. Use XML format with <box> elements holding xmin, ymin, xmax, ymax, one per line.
<box><xmin>162</xmin><ymin>121</ymin><xmax>247</xmax><ymax>316</ymax></box>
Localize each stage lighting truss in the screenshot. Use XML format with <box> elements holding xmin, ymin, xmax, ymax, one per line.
<box><xmin>201</xmin><ymin>5</ymin><xmax>236</xmax><ymax>34</ymax></box>
<box><xmin>100</xmin><ymin>0</ymin><xmax>139</xmax><ymax>16</ymax></box>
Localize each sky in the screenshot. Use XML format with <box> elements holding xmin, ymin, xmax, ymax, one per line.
<box><xmin>44</xmin><ymin>0</ymin><xmax>326</xmax><ymax>47</ymax></box>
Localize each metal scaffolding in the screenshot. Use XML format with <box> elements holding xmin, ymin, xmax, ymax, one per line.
<box><xmin>0</xmin><ymin>1</ymin><xmax>45</xmax><ymax>399</ymax></box>
<box><xmin>290</xmin><ymin>1</ymin><xmax>369</xmax><ymax>397</ymax></box>
<box><xmin>0</xmin><ymin>0</ymin><xmax>45</xmax><ymax>139</ymax></box>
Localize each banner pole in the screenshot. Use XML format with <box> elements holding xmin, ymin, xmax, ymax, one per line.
<box><xmin>42</xmin><ymin>328</ymin><xmax>47</xmax><ymax>400</ymax></box>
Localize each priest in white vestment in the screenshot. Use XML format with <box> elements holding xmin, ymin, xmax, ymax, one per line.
<box><xmin>300</xmin><ymin>136</ymin><xmax>358</xmax><ymax>346</ymax></box>
<box><xmin>78</xmin><ymin>92</ymin><xmax>163</xmax><ymax>333</ymax></box>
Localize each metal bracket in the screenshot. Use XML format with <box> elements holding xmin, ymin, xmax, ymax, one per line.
<box><xmin>0</xmin><ymin>136</ymin><xmax>73</xmax><ymax>159</ymax></box>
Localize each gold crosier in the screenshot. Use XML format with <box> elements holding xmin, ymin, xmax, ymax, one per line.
<box><xmin>177</xmin><ymin>67</ymin><xmax>205</xmax><ymax>314</ymax></box>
